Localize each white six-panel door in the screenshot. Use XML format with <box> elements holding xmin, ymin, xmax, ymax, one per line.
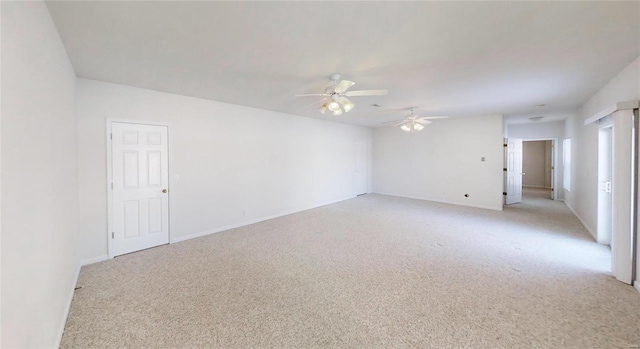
<box><xmin>111</xmin><ymin>122</ymin><xmax>170</xmax><ymax>257</ymax></box>
<box><xmin>505</xmin><ymin>138</ymin><xmax>523</xmax><ymax>205</ymax></box>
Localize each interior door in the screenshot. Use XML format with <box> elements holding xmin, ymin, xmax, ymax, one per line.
<box><xmin>505</xmin><ymin>138</ymin><xmax>523</xmax><ymax>205</ymax></box>
<box><xmin>355</xmin><ymin>141</ymin><xmax>368</xmax><ymax>195</ymax></box>
<box><xmin>111</xmin><ymin>122</ymin><xmax>170</xmax><ymax>257</ymax></box>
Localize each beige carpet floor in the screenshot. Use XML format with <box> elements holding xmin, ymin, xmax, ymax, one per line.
<box><xmin>61</xmin><ymin>190</ymin><xmax>640</xmax><ymax>348</ymax></box>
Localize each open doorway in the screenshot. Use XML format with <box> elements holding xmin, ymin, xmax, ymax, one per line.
<box><xmin>522</xmin><ymin>140</ymin><xmax>554</xmax><ymax>199</ymax></box>
<box><xmin>504</xmin><ymin>137</ymin><xmax>558</xmax><ymax>205</ymax></box>
<box><xmin>520</xmin><ymin>139</ymin><xmax>556</xmax><ymax>200</ymax></box>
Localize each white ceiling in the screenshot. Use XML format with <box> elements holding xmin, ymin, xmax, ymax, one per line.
<box><xmin>46</xmin><ymin>1</ymin><xmax>639</xmax><ymax>127</ymax></box>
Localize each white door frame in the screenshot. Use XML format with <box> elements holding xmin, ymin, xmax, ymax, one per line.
<box><xmin>610</xmin><ymin>109</ymin><xmax>635</xmax><ymax>284</ymax></box>
<box><xmin>585</xmin><ymin>101</ymin><xmax>639</xmax><ymax>286</ymax></box>
<box><xmin>597</xmin><ymin>122</ymin><xmax>613</xmax><ymax>245</ymax></box>
<box><xmin>106</xmin><ymin>118</ymin><xmax>174</xmax><ymax>259</ymax></box>
<box><xmin>634</xmin><ymin>108</ymin><xmax>639</xmax><ymax>290</ymax></box>
<box><xmin>521</xmin><ymin>138</ymin><xmax>559</xmax><ymax>200</ymax></box>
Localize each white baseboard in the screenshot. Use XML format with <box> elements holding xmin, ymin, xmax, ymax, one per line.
<box><xmin>371</xmin><ymin>191</ymin><xmax>503</xmax><ymax>211</ymax></box>
<box><xmin>56</xmin><ymin>254</ymin><xmax>109</xmax><ymax>346</ymax></box>
<box><xmin>564</xmin><ymin>201</ymin><xmax>597</xmax><ymax>240</ymax></box>
<box><xmin>81</xmin><ymin>254</ymin><xmax>109</xmax><ymax>266</ymax></box>
<box><xmin>172</xmin><ymin>196</ymin><xmax>356</xmax><ymax>243</ymax></box>
<box><xmin>55</xmin><ymin>253</ymin><xmax>115</xmax><ymax>346</ymax></box>
<box><xmin>56</xmin><ymin>262</ymin><xmax>82</xmax><ymax>348</ymax></box>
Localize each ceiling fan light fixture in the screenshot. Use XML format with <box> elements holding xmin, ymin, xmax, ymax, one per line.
<box><xmin>332</xmin><ymin>108</ymin><xmax>343</xmax><ymax>116</ymax></box>
<box><xmin>342</xmin><ymin>100</ymin><xmax>354</xmax><ymax>112</ymax></box>
<box><xmin>385</xmin><ymin>108</ymin><xmax>448</xmax><ymax>132</ymax></box>
<box><xmin>327</xmin><ymin>100</ymin><xmax>341</xmax><ymax>112</ymax></box>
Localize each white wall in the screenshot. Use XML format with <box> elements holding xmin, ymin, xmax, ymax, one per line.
<box><xmin>1</xmin><ymin>2</ymin><xmax>79</xmax><ymax>347</ymax></box>
<box><xmin>507</xmin><ymin>120</ymin><xmax>565</xmax><ymax>140</ymax></box>
<box><xmin>522</xmin><ymin>141</ymin><xmax>546</xmax><ymax>188</ymax></box>
<box><xmin>76</xmin><ymin>79</ymin><xmax>372</xmax><ymax>261</ymax></box>
<box><xmin>564</xmin><ymin>56</ymin><xmax>640</xmax><ymax>240</ymax></box>
<box><xmin>372</xmin><ymin>114</ymin><xmax>504</xmax><ymax>211</ymax></box>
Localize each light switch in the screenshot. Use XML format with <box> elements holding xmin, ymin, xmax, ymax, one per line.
<box><xmin>481</xmin><ymin>157</ymin><xmax>485</xmax><ymax>162</ymax></box>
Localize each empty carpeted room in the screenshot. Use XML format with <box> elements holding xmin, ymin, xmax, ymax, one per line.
<box><xmin>2</xmin><ymin>1</ymin><xmax>640</xmax><ymax>348</ymax></box>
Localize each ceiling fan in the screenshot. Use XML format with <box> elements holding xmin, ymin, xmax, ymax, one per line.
<box><xmin>383</xmin><ymin>108</ymin><xmax>449</xmax><ymax>132</ymax></box>
<box><xmin>295</xmin><ymin>74</ymin><xmax>388</xmax><ymax>116</ymax></box>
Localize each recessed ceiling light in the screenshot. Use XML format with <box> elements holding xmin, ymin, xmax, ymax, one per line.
<box><xmin>529</xmin><ymin>116</ymin><xmax>544</xmax><ymax>122</ymax></box>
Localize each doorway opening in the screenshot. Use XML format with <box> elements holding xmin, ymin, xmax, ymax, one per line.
<box><xmin>504</xmin><ymin>137</ymin><xmax>558</xmax><ymax>206</ymax></box>
<box><xmin>522</xmin><ymin>140</ymin><xmax>554</xmax><ymax>200</ymax></box>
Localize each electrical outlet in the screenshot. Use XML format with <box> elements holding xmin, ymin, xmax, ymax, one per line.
<box><xmin>481</xmin><ymin>157</ymin><xmax>485</xmax><ymax>162</ymax></box>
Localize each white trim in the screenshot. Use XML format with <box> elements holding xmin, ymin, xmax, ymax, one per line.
<box><xmin>596</xmin><ymin>124</ymin><xmax>613</xmax><ymax>246</ymax></box>
<box><xmin>55</xmin><ymin>263</ymin><xmax>82</xmax><ymax>348</ymax></box>
<box><xmin>173</xmin><ymin>195</ymin><xmax>356</xmax><ymax>243</ymax></box>
<box><xmin>81</xmin><ymin>255</ymin><xmax>109</xmax><ymax>266</ymax></box>
<box><xmin>564</xmin><ymin>200</ymin><xmax>597</xmax><ymax>241</ymax></box>
<box><xmin>610</xmin><ymin>109</ymin><xmax>635</xmax><ymax>284</ymax></box>
<box><xmin>106</xmin><ymin>118</ymin><xmax>174</xmax><ymax>258</ymax></box>
<box><xmin>106</xmin><ymin>121</ymin><xmax>112</xmax><ymax>258</ymax></box>
<box><xmin>372</xmin><ymin>192</ymin><xmax>503</xmax><ymax>211</ymax></box>
<box><xmin>584</xmin><ymin>100</ymin><xmax>639</xmax><ymax>125</ymax></box>
<box><xmin>521</xmin><ymin>137</ymin><xmax>557</xmax><ymax>142</ymax></box>
<box><xmin>599</xmin><ymin>115</ymin><xmax>613</xmax><ymax>128</ymax></box>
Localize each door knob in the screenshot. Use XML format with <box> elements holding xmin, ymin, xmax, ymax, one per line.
<box><xmin>162</xmin><ymin>189</ymin><xmax>168</xmax><ymax>193</ymax></box>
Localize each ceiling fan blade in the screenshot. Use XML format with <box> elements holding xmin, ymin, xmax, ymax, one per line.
<box><xmin>344</xmin><ymin>89</ymin><xmax>388</xmax><ymax>97</ymax></box>
<box><xmin>393</xmin><ymin>120</ymin><xmax>408</xmax><ymax>126</ymax></box>
<box><xmin>300</xmin><ymin>98</ymin><xmax>326</xmax><ymax>111</ymax></box>
<box><xmin>334</xmin><ymin>80</ymin><xmax>355</xmax><ymax>94</ymax></box>
<box><xmin>419</xmin><ymin>116</ymin><xmax>449</xmax><ymax>120</ymax></box>
<box><xmin>381</xmin><ymin>119</ymin><xmax>406</xmax><ymax>125</ymax></box>
<box><xmin>295</xmin><ymin>93</ymin><xmax>328</xmax><ymax>97</ymax></box>
<box><xmin>416</xmin><ymin>120</ymin><xmax>433</xmax><ymax>125</ymax></box>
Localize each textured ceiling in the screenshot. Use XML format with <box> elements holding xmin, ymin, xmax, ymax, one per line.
<box><xmin>46</xmin><ymin>1</ymin><xmax>639</xmax><ymax>127</ymax></box>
